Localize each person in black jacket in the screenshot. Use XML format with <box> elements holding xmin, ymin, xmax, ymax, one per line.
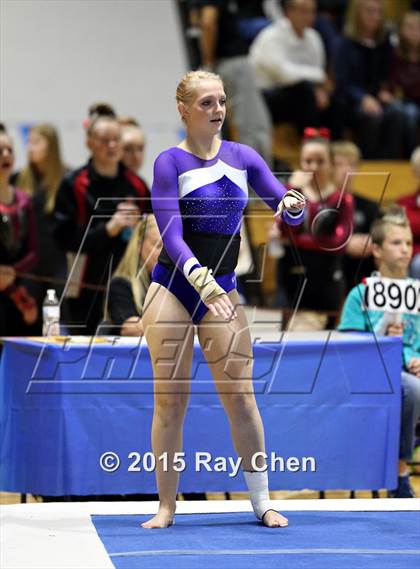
<box><xmin>335</xmin><ymin>0</ymin><xmax>405</xmax><ymax>159</ymax></box>
<box><xmin>53</xmin><ymin>103</ymin><xmax>150</xmax><ymax>334</ymax></box>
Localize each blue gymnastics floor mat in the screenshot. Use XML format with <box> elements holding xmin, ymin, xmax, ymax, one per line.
<box><xmin>92</xmin><ymin>511</ymin><xmax>420</xmax><ymax>569</ymax></box>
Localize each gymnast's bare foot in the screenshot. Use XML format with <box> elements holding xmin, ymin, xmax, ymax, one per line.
<box><xmin>141</xmin><ymin>508</ymin><xmax>175</xmax><ymax>529</ymax></box>
<box><xmin>262</xmin><ymin>510</ymin><xmax>288</xmax><ymax>528</ymax></box>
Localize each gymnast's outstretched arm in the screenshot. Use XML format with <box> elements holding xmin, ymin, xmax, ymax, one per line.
<box><xmin>242</xmin><ymin>144</ymin><xmax>305</xmax><ymax>226</ymax></box>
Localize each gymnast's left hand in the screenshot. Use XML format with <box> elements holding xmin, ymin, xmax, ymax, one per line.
<box><xmin>274</xmin><ymin>189</ymin><xmax>306</xmax><ymax>220</ymax></box>
<box><xmin>205</xmin><ymin>293</ymin><xmax>237</xmax><ymax>321</ymax></box>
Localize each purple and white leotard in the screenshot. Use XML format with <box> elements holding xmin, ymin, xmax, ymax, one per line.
<box><xmin>151</xmin><ymin>140</ymin><xmax>303</xmax><ymax>322</ymax></box>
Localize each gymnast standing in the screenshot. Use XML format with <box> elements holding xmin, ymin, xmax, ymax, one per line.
<box><xmin>141</xmin><ymin>70</ymin><xmax>306</xmax><ymax>529</ymax></box>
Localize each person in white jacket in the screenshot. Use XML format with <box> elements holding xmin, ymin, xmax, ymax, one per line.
<box><xmin>249</xmin><ymin>0</ymin><xmax>335</xmax><ymax>134</ymax></box>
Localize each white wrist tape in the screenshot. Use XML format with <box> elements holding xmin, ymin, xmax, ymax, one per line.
<box><xmin>243</xmin><ymin>470</ymin><xmax>272</xmax><ymax>520</ymax></box>
<box><xmin>187</xmin><ymin>266</ymin><xmax>226</xmax><ymax>303</ymax></box>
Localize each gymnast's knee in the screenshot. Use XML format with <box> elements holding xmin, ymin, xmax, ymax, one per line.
<box><xmin>153</xmin><ymin>394</ymin><xmax>190</xmax><ymax>426</ymax></box>
<box><xmin>222</xmin><ymin>392</ymin><xmax>258</xmax><ymax>417</ymax></box>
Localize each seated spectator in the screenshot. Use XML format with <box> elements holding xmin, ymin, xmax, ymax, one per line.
<box><xmin>331</xmin><ymin>140</ymin><xmax>379</xmax><ymax>291</ymax></box>
<box><xmin>53</xmin><ymin>103</ymin><xmax>150</xmax><ymax>335</ymax></box>
<box><xmin>336</xmin><ymin>0</ymin><xmax>406</xmax><ymax>158</ymax></box>
<box><xmin>0</xmin><ymin>128</ymin><xmax>38</xmax><ymax>336</ymax></box>
<box><xmin>250</xmin><ymin>0</ymin><xmax>339</xmax><ymax>137</ymax></box>
<box><xmin>338</xmin><ymin>206</ymin><xmax>420</xmax><ymax>498</ymax></box>
<box><xmin>397</xmin><ymin>146</ymin><xmax>420</xmax><ymax>279</ymax></box>
<box><xmin>104</xmin><ymin>215</ymin><xmax>162</xmax><ymax>336</ymax></box>
<box><xmin>271</xmin><ymin>128</ymin><xmax>353</xmax><ymax>328</ymax></box>
<box><xmin>14</xmin><ymin>124</ymin><xmax>68</xmax><ymax>333</ymax></box>
<box><xmin>194</xmin><ymin>0</ymin><xmax>273</xmax><ymax>165</ymax></box>
<box><xmin>389</xmin><ymin>11</ymin><xmax>420</xmax><ymax>155</ymax></box>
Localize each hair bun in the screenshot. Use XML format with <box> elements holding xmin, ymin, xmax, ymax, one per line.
<box><xmin>84</xmin><ymin>102</ymin><xmax>117</xmax><ymax>133</ymax></box>
<box><xmin>88</xmin><ymin>102</ymin><xmax>117</xmax><ymax>120</ymax></box>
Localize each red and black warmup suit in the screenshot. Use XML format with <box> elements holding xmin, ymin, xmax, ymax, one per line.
<box><xmin>53</xmin><ymin>160</ymin><xmax>150</xmax><ymax>334</ymax></box>
<box><xmin>398</xmin><ymin>189</ymin><xmax>420</xmax><ymax>258</ymax></box>
<box><xmin>278</xmin><ymin>188</ymin><xmax>354</xmax><ymax>319</ymax></box>
<box><xmin>0</xmin><ymin>188</ymin><xmax>38</xmax><ymax>336</ymax></box>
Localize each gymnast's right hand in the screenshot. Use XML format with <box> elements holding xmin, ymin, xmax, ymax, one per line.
<box><xmin>206</xmin><ymin>293</ymin><xmax>237</xmax><ymax>320</ymax></box>
<box><xmin>187</xmin><ymin>266</ymin><xmax>237</xmax><ymax>320</ymax></box>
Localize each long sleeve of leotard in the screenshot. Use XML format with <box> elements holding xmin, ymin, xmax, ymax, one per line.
<box><xmin>241</xmin><ymin>144</ymin><xmax>304</xmax><ymax>226</ymax></box>
<box><xmin>151</xmin><ymin>151</ymin><xmax>200</xmax><ymax>276</ymax></box>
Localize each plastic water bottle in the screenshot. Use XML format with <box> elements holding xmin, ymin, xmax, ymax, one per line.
<box><xmin>42</xmin><ymin>289</ymin><xmax>60</xmax><ymax>336</ymax></box>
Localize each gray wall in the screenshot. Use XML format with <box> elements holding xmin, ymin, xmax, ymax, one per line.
<box><xmin>0</xmin><ymin>0</ymin><xmax>187</xmax><ymax>180</ymax></box>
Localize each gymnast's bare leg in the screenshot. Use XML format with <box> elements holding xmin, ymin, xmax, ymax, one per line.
<box><xmin>140</xmin><ymin>283</ymin><xmax>194</xmax><ymax>529</ymax></box>
<box><xmin>197</xmin><ymin>289</ymin><xmax>288</xmax><ymax>528</ymax></box>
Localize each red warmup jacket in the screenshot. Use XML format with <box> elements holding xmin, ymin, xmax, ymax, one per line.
<box><xmin>398</xmin><ymin>189</ymin><xmax>420</xmax><ymax>256</ymax></box>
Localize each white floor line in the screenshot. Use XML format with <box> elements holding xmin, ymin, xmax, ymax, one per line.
<box><xmin>109</xmin><ymin>548</ymin><xmax>420</xmax><ymax>559</ymax></box>
<box><xmin>1</xmin><ymin>499</ymin><xmax>419</xmax><ymax>569</ymax></box>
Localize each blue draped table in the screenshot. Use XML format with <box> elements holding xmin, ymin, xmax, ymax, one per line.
<box><xmin>0</xmin><ymin>332</ymin><xmax>402</xmax><ymax>495</ymax></box>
